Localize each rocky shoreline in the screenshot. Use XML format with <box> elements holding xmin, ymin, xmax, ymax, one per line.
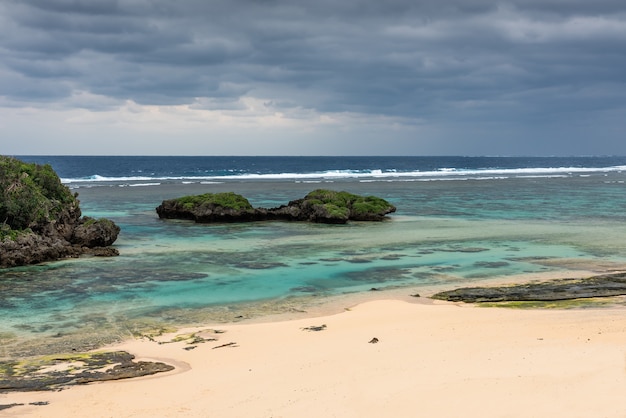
<box><xmin>0</xmin><ymin>156</ymin><xmax>120</xmax><ymax>268</ymax></box>
<box><xmin>432</xmin><ymin>272</ymin><xmax>626</xmax><ymax>303</ymax></box>
<box><xmin>5</xmin><ymin>157</ymin><xmax>626</xmax><ymax>403</ymax></box>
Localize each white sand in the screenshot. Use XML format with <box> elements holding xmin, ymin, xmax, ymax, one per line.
<box><xmin>4</xmin><ymin>298</ymin><xmax>626</xmax><ymax>417</ymax></box>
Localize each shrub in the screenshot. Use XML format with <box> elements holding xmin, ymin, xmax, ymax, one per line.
<box><xmin>351</xmin><ymin>196</ymin><xmax>392</xmax><ymax>216</ymax></box>
<box><xmin>173</xmin><ymin>192</ymin><xmax>253</xmax><ymax>211</ymax></box>
<box><xmin>305</xmin><ymin>189</ymin><xmax>353</xmax><ymax>207</ymax></box>
<box><xmin>323</xmin><ymin>203</ymin><xmax>350</xmax><ymax>219</ymax></box>
<box><xmin>304</xmin><ymin>189</ymin><xmax>394</xmax><ymax>218</ymax></box>
<box><xmin>0</xmin><ymin>224</ymin><xmax>27</xmax><ymax>241</ymax></box>
<box><xmin>0</xmin><ymin>156</ymin><xmax>77</xmax><ymax>230</ymax></box>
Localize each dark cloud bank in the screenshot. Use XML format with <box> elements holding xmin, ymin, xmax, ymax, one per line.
<box><xmin>1</xmin><ymin>0</ymin><xmax>625</xmax><ymax>155</ymax></box>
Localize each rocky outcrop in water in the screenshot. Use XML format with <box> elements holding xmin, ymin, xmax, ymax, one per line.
<box><xmin>431</xmin><ymin>272</ymin><xmax>626</xmax><ymax>303</ymax></box>
<box><xmin>156</xmin><ymin>189</ymin><xmax>396</xmax><ymax>224</ymax></box>
<box><xmin>0</xmin><ymin>156</ymin><xmax>120</xmax><ymax>268</ymax></box>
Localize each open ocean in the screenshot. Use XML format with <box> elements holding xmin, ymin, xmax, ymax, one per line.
<box><xmin>3</xmin><ymin>155</ymin><xmax>626</xmax><ymax>357</ymax></box>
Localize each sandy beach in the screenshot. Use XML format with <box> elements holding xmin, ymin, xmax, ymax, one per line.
<box><xmin>3</xmin><ymin>295</ymin><xmax>626</xmax><ymax>418</ymax></box>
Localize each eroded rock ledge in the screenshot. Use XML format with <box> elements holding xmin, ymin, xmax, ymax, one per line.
<box><xmin>431</xmin><ymin>272</ymin><xmax>626</xmax><ymax>303</ymax></box>
<box><xmin>156</xmin><ymin>189</ymin><xmax>396</xmax><ymax>224</ymax></box>
<box><xmin>0</xmin><ymin>351</ymin><xmax>174</xmax><ymax>393</ymax></box>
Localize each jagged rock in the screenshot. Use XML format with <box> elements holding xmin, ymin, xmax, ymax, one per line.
<box><xmin>156</xmin><ymin>189</ymin><xmax>396</xmax><ymax>225</ymax></box>
<box><xmin>71</xmin><ymin>217</ymin><xmax>121</xmax><ymax>247</ymax></box>
<box><xmin>0</xmin><ymin>156</ymin><xmax>120</xmax><ymax>268</ymax></box>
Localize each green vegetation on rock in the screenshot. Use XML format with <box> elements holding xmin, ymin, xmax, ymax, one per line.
<box><xmin>0</xmin><ymin>156</ymin><xmax>77</xmax><ymax>232</ymax></box>
<box><xmin>157</xmin><ymin>189</ymin><xmax>396</xmax><ymax>224</ymax></box>
<box><xmin>305</xmin><ymin>189</ymin><xmax>354</xmax><ymax>206</ymax></box>
<box><xmin>174</xmin><ymin>192</ymin><xmax>253</xmax><ymax>211</ymax></box>
<box><xmin>1</xmin><ymin>156</ymin><xmax>120</xmax><ymax>267</ymax></box>
<box><xmin>322</xmin><ymin>203</ymin><xmax>350</xmax><ymax>219</ymax></box>
<box><xmin>0</xmin><ymin>225</ymin><xmax>29</xmax><ymax>241</ymax></box>
<box><xmin>303</xmin><ymin>189</ymin><xmax>395</xmax><ymax>221</ymax></box>
<box><xmin>82</xmin><ymin>217</ymin><xmax>116</xmax><ymax>228</ymax></box>
<box><xmin>351</xmin><ymin>196</ymin><xmax>393</xmax><ymax>216</ymax></box>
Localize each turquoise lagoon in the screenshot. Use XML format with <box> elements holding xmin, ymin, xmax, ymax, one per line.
<box><xmin>3</xmin><ymin>174</ymin><xmax>626</xmax><ymax>357</ymax></box>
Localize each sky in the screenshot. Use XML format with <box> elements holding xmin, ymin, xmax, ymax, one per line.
<box><xmin>1</xmin><ymin>0</ymin><xmax>625</xmax><ymax>156</ymax></box>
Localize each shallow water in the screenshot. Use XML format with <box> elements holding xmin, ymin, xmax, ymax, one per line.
<box><xmin>3</xmin><ymin>168</ymin><xmax>626</xmax><ymax>358</ymax></box>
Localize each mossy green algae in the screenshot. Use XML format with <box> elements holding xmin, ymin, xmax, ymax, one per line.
<box><xmin>0</xmin><ymin>351</ymin><xmax>174</xmax><ymax>392</ymax></box>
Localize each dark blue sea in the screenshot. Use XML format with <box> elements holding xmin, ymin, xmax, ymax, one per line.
<box><xmin>14</xmin><ymin>155</ymin><xmax>626</xmax><ymax>186</ymax></box>
<box><xmin>4</xmin><ymin>155</ymin><xmax>626</xmax><ymax>357</ymax></box>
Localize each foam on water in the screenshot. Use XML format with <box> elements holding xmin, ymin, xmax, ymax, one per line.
<box><xmin>59</xmin><ymin>164</ymin><xmax>626</xmax><ymax>188</ymax></box>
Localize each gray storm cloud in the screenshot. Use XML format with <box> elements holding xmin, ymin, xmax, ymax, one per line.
<box><xmin>1</xmin><ymin>0</ymin><xmax>625</xmax><ymax>155</ymax></box>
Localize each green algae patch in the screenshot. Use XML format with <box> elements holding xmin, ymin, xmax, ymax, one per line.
<box><xmin>129</xmin><ymin>324</ymin><xmax>178</xmax><ymax>341</ymax></box>
<box><xmin>127</xmin><ymin>328</ymin><xmax>226</xmax><ymax>349</ymax></box>
<box><xmin>169</xmin><ymin>332</ymin><xmax>214</xmax><ymax>345</ymax></box>
<box><xmin>477</xmin><ymin>297</ymin><xmax>623</xmax><ymax>310</ymax></box>
<box><xmin>0</xmin><ymin>351</ymin><xmax>174</xmax><ymax>392</ymax></box>
<box><xmin>157</xmin><ymin>329</ymin><xmax>225</xmax><ymax>346</ymax></box>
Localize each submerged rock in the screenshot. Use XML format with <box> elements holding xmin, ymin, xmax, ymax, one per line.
<box><xmin>431</xmin><ymin>272</ymin><xmax>626</xmax><ymax>303</ymax></box>
<box><xmin>0</xmin><ymin>156</ymin><xmax>120</xmax><ymax>268</ymax></box>
<box><xmin>156</xmin><ymin>189</ymin><xmax>396</xmax><ymax>224</ymax></box>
